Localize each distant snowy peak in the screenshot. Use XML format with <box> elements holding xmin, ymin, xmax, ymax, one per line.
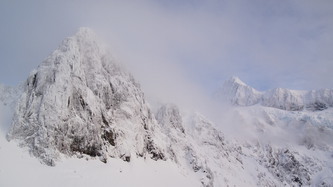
<box><xmin>214</xmin><ymin>76</ymin><xmax>262</xmax><ymax>106</ymax></box>
<box><xmin>228</xmin><ymin>76</ymin><xmax>247</xmax><ymax>86</ymax></box>
<box><xmin>215</xmin><ymin>76</ymin><xmax>333</xmax><ymax>111</ymax></box>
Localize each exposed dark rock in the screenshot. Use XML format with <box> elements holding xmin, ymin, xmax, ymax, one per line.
<box><xmin>306</xmin><ymin>102</ymin><xmax>328</xmax><ymax>111</ymax></box>
<box><xmin>102</xmin><ymin>130</ymin><xmax>116</xmax><ymax>146</ymax></box>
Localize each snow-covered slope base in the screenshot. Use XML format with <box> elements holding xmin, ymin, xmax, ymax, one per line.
<box><xmin>0</xmin><ymin>126</ymin><xmax>201</xmax><ymax>187</ymax></box>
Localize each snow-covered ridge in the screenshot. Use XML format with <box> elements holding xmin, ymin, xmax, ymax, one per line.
<box><xmin>215</xmin><ymin>76</ymin><xmax>333</xmax><ymax>111</ymax></box>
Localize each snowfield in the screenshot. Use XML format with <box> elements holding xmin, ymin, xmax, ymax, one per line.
<box><xmin>0</xmin><ymin>28</ymin><xmax>333</xmax><ymax>187</ymax></box>
<box><xmin>0</xmin><ymin>130</ymin><xmax>200</xmax><ymax>187</ymax></box>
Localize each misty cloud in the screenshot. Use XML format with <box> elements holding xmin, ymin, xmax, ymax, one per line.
<box><xmin>1</xmin><ymin>0</ymin><xmax>332</xmax><ymax>109</ymax></box>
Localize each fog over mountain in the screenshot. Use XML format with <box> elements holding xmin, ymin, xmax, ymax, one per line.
<box><xmin>1</xmin><ymin>1</ymin><xmax>333</xmax><ymax>187</ymax></box>
<box><xmin>0</xmin><ymin>28</ymin><xmax>332</xmax><ymax>187</ymax></box>
<box><xmin>1</xmin><ymin>1</ymin><xmax>333</xmax><ymax>92</ymax></box>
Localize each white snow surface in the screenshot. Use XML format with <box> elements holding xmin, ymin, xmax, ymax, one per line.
<box><xmin>0</xmin><ymin>119</ymin><xmax>201</xmax><ymax>187</ymax></box>
<box><xmin>1</xmin><ymin>28</ymin><xmax>333</xmax><ymax>187</ymax></box>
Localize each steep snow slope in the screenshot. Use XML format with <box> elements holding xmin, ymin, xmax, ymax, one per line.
<box><xmin>7</xmin><ymin>28</ymin><xmax>166</xmax><ymax>166</ymax></box>
<box><xmin>155</xmin><ymin>104</ymin><xmax>254</xmax><ymax>186</ymax></box>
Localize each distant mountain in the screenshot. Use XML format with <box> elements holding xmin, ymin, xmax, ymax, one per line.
<box><xmin>214</xmin><ymin>76</ymin><xmax>333</xmax><ymax>111</ymax></box>
<box><xmin>213</xmin><ymin>76</ymin><xmax>262</xmax><ymax>106</ymax></box>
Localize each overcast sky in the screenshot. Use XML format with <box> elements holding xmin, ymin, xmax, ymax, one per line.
<box><xmin>1</xmin><ymin>0</ymin><xmax>333</xmax><ymax>101</ymax></box>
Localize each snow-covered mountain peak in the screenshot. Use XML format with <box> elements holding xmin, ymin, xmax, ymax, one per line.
<box><xmin>214</xmin><ymin>76</ymin><xmax>262</xmax><ymax>106</ymax></box>
<box><xmin>67</xmin><ymin>27</ymin><xmax>101</xmax><ymax>47</ymax></box>
<box><xmin>7</xmin><ymin>28</ymin><xmax>167</xmax><ymax>166</ymax></box>
<box><xmin>228</xmin><ymin>76</ymin><xmax>247</xmax><ymax>86</ymax></box>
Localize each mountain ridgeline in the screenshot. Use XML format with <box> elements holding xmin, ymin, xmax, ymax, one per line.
<box><xmin>214</xmin><ymin>76</ymin><xmax>333</xmax><ymax>111</ymax></box>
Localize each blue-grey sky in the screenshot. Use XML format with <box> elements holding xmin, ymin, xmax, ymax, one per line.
<box><xmin>1</xmin><ymin>0</ymin><xmax>333</xmax><ymax>100</ymax></box>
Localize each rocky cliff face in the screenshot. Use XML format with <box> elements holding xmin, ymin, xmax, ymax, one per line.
<box><xmin>7</xmin><ymin>28</ymin><xmax>166</xmax><ymax>165</ymax></box>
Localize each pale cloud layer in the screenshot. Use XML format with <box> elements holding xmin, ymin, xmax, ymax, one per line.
<box><xmin>1</xmin><ymin>0</ymin><xmax>333</xmax><ymax>108</ymax></box>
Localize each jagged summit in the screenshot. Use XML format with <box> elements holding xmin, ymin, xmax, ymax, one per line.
<box><xmin>227</xmin><ymin>76</ymin><xmax>247</xmax><ymax>86</ymax></box>
<box><xmin>7</xmin><ymin>28</ymin><xmax>166</xmax><ymax>165</ymax></box>
<box><xmin>214</xmin><ymin>76</ymin><xmax>262</xmax><ymax>106</ymax></box>
<box><xmin>70</xmin><ymin>27</ymin><xmax>96</xmax><ymax>41</ymax></box>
